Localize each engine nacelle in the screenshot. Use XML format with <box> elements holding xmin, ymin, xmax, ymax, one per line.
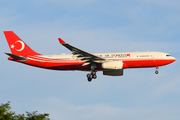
<box><xmin>102</xmin><ymin>61</ymin><xmax>123</xmax><ymax>70</ymax></box>
<box><xmin>103</xmin><ymin>69</ymin><xmax>123</xmax><ymax>76</ymax></box>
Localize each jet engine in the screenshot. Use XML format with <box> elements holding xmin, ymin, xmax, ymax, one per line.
<box><xmin>102</xmin><ymin>61</ymin><xmax>123</xmax><ymax>70</ymax></box>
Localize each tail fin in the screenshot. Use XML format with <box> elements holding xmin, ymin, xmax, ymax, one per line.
<box><xmin>4</xmin><ymin>31</ymin><xmax>40</xmax><ymax>56</ymax></box>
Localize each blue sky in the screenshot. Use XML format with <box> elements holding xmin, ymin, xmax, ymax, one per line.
<box><xmin>0</xmin><ymin>0</ymin><xmax>180</xmax><ymax>120</ymax></box>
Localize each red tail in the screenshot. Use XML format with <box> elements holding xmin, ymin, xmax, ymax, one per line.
<box><xmin>4</xmin><ymin>31</ymin><xmax>40</xmax><ymax>56</ymax></box>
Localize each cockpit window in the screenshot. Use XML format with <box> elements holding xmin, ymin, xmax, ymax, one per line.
<box><xmin>166</xmin><ymin>54</ymin><xmax>171</xmax><ymax>57</ymax></box>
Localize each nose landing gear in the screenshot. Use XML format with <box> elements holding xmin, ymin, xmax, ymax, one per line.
<box><xmin>155</xmin><ymin>66</ymin><xmax>159</xmax><ymax>74</ymax></box>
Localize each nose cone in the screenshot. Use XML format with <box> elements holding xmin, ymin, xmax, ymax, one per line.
<box><xmin>171</xmin><ymin>57</ymin><xmax>176</xmax><ymax>63</ymax></box>
<box><xmin>173</xmin><ymin>56</ymin><xmax>176</xmax><ymax>61</ymax></box>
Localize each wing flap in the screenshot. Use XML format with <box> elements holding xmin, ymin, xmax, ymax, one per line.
<box><xmin>82</xmin><ymin>62</ymin><xmax>91</xmax><ymax>66</ymax></box>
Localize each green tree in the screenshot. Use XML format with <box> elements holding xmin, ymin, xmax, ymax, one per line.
<box><xmin>0</xmin><ymin>101</ymin><xmax>50</xmax><ymax>120</ymax></box>
<box><xmin>25</xmin><ymin>111</ymin><xmax>49</xmax><ymax>120</ymax></box>
<box><xmin>0</xmin><ymin>101</ymin><xmax>16</xmax><ymax>120</ymax></box>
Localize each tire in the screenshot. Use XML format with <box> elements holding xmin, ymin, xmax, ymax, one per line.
<box><xmin>155</xmin><ymin>71</ymin><xmax>159</xmax><ymax>74</ymax></box>
<box><xmin>92</xmin><ymin>71</ymin><xmax>96</xmax><ymax>75</ymax></box>
<box><xmin>92</xmin><ymin>74</ymin><xmax>97</xmax><ymax>79</ymax></box>
<box><xmin>87</xmin><ymin>74</ymin><xmax>91</xmax><ymax>78</ymax></box>
<box><xmin>88</xmin><ymin>77</ymin><xmax>92</xmax><ymax>82</ymax></box>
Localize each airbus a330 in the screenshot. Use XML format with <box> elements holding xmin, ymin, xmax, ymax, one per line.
<box><xmin>4</xmin><ymin>31</ymin><xmax>176</xmax><ymax>82</ymax></box>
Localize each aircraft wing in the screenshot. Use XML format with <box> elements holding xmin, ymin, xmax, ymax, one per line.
<box><xmin>58</xmin><ymin>38</ymin><xmax>107</xmax><ymax>66</ymax></box>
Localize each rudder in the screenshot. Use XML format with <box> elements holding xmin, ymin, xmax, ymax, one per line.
<box><xmin>4</xmin><ymin>31</ymin><xmax>40</xmax><ymax>56</ymax></box>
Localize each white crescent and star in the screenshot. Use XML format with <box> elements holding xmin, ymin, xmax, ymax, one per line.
<box><xmin>10</xmin><ymin>40</ymin><xmax>25</xmax><ymax>51</ymax></box>
<box><xmin>10</xmin><ymin>44</ymin><xmax>15</xmax><ymax>49</ymax></box>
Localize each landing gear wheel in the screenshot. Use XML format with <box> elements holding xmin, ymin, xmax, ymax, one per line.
<box><xmin>92</xmin><ymin>70</ymin><xmax>96</xmax><ymax>75</ymax></box>
<box><xmin>88</xmin><ymin>77</ymin><xmax>92</xmax><ymax>82</ymax></box>
<box><xmin>92</xmin><ymin>74</ymin><xmax>97</xmax><ymax>79</ymax></box>
<box><xmin>155</xmin><ymin>70</ymin><xmax>159</xmax><ymax>74</ymax></box>
<box><xmin>87</xmin><ymin>74</ymin><xmax>91</xmax><ymax>78</ymax></box>
<box><xmin>87</xmin><ymin>74</ymin><xmax>92</xmax><ymax>82</ymax></box>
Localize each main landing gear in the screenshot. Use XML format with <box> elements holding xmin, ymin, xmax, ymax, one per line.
<box><xmin>155</xmin><ymin>66</ymin><xmax>159</xmax><ymax>74</ymax></box>
<box><xmin>87</xmin><ymin>64</ymin><xmax>97</xmax><ymax>82</ymax></box>
<box><xmin>87</xmin><ymin>70</ymin><xmax>97</xmax><ymax>82</ymax></box>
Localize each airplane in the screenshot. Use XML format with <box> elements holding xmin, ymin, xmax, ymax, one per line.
<box><xmin>4</xmin><ymin>31</ymin><xmax>176</xmax><ymax>82</ymax></box>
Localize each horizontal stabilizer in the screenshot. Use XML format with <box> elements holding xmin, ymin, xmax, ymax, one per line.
<box><xmin>5</xmin><ymin>53</ymin><xmax>27</xmax><ymax>62</ymax></box>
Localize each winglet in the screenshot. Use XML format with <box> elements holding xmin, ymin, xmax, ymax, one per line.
<box><xmin>58</xmin><ymin>38</ymin><xmax>66</xmax><ymax>44</ymax></box>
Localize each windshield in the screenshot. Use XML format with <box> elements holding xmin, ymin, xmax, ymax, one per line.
<box><xmin>166</xmin><ymin>54</ymin><xmax>171</xmax><ymax>57</ymax></box>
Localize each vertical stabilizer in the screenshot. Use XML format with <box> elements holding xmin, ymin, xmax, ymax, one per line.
<box><xmin>4</xmin><ymin>31</ymin><xmax>40</xmax><ymax>56</ymax></box>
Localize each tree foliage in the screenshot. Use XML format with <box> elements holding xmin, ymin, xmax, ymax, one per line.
<box><xmin>0</xmin><ymin>101</ymin><xmax>50</xmax><ymax>120</ymax></box>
